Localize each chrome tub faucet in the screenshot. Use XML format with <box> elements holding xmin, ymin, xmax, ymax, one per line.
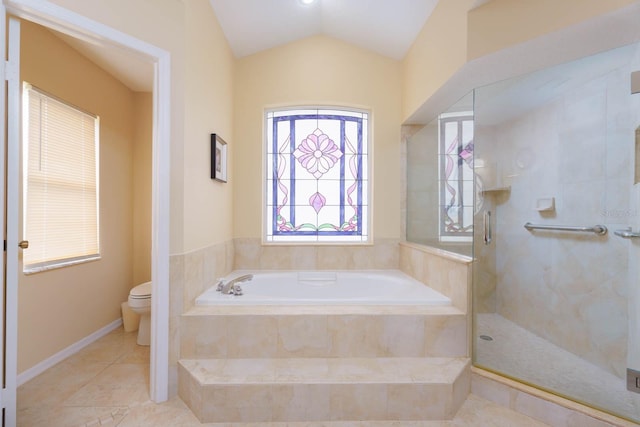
<box><xmin>216</xmin><ymin>274</ymin><xmax>253</xmax><ymax>295</ymax></box>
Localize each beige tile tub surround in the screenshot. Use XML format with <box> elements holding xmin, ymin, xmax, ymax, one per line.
<box><xmin>179</xmin><ymin>303</ymin><xmax>470</xmax><ymax>423</ymax></box>
<box><xmin>181</xmin><ymin>306</ymin><xmax>468</xmax><ymax>359</ymax></box>
<box><xmin>399</xmin><ymin>242</ymin><xmax>473</xmax><ymax>313</ymax></box>
<box><xmin>180</xmin><ymin>240</ymin><xmax>235</xmax><ymax>312</ymax></box>
<box><xmin>169</xmin><ymin>239</ymin><xmax>234</xmax><ymax>395</ymax></box>
<box><xmin>234</xmin><ymin>238</ymin><xmax>401</xmax><ymax>270</ymax></box>
<box><xmin>179</xmin><ymin>357</ymin><xmax>470</xmax><ymax>423</ymax></box>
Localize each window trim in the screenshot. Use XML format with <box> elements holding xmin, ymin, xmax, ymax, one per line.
<box><xmin>263</xmin><ymin>105</ymin><xmax>372</xmax><ymax>245</ymax></box>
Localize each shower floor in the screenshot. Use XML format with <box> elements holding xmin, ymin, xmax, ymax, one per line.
<box><xmin>475</xmin><ymin>313</ymin><xmax>640</xmax><ymax>422</ymax></box>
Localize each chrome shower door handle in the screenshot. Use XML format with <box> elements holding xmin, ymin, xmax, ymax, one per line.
<box><xmin>484</xmin><ymin>211</ymin><xmax>492</xmax><ymax>245</ymax></box>
<box><xmin>614</xmin><ymin>228</ymin><xmax>640</xmax><ymax>238</ymax></box>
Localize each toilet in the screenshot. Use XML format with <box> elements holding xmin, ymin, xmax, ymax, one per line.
<box><xmin>128</xmin><ymin>281</ymin><xmax>152</xmax><ymax>346</ymax></box>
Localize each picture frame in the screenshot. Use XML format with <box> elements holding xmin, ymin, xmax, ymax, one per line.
<box><xmin>211</xmin><ymin>133</ymin><xmax>228</xmax><ymax>182</ymax></box>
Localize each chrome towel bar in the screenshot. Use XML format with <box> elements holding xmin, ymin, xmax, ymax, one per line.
<box><xmin>524</xmin><ymin>222</ymin><xmax>608</xmax><ymax>236</ymax></box>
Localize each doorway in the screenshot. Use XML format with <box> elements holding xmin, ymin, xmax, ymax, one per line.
<box><xmin>1</xmin><ymin>1</ymin><xmax>171</xmax><ymax>423</ymax></box>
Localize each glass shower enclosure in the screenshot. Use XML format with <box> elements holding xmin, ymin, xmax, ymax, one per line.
<box><xmin>406</xmin><ymin>40</ymin><xmax>640</xmax><ymax>422</ymax></box>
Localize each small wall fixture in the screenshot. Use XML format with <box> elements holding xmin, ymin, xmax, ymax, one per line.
<box><xmin>536</xmin><ymin>197</ymin><xmax>555</xmax><ymax>212</ymax></box>
<box><xmin>632</xmin><ymin>70</ymin><xmax>640</xmax><ymax>94</ymax></box>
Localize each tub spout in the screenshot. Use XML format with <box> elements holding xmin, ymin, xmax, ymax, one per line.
<box><xmin>219</xmin><ymin>274</ymin><xmax>253</xmax><ymax>295</ymax></box>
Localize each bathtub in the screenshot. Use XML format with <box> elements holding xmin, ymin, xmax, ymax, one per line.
<box><xmin>195</xmin><ymin>270</ymin><xmax>451</xmax><ymax>306</ymax></box>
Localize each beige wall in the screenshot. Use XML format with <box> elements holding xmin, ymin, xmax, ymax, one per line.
<box><xmin>466</xmin><ymin>0</ymin><xmax>637</xmax><ymax>60</ymax></box>
<box><xmin>233</xmin><ymin>35</ymin><xmax>403</xmax><ymax>240</ymax></box>
<box><xmin>18</xmin><ymin>21</ymin><xmax>141</xmax><ymax>372</ymax></box>
<box><xmin>402</xmin><ymin>0</ymin><xmax>475</xmax><ymax>123</ymax></box>
<box><xmin>183</xmin><ymin>0</ymin><xmax>235</xmax><ymax>251</ymax></box>
<box><xmin>133</xmin><ymin>92</ymin><xmax>153</xmax><ymax>285</ymax></box>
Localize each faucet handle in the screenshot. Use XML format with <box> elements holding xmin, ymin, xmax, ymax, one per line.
<box><xmin>231</xmin><ymin>284</ymin><xmax>243</xmax><ymax>296</ymax></box>
<box><xmin>215</xmin><ymin>279</ymin><xmax>225</xmax><ymax>292</ymax></box>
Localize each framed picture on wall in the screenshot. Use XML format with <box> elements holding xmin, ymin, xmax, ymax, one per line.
<box><xmin>211</xmin><ymin>133</ymin><xmax>228</xmax><ymax>182</ymax></box>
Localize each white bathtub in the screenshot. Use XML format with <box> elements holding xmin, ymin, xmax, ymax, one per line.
<box><xmin>195</xmin><ymin>270</ymin><xmax>451</xmax><ymax>306</ymax></box>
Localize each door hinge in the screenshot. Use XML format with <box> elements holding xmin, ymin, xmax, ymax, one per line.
<box><xmin>3</xmin><ymin>240</ymin><xmax>6</xmax><ymax>252</ymax></box>
<box><xmin>5</xmin><ymin>59</ymin><xmax>18</xmax><ymax>81</ymax></box>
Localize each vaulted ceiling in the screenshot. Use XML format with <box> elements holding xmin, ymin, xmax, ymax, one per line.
<box><xmin>208</xmin><ymin>0</ymin><xmax>440</xmax><ymax>60</ymax></box>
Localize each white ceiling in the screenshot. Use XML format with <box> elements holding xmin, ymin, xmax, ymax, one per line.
<box><xmin>209</xmin><ymin>0</ymin><xmax>440</xmax><ymax>60</ymax></box>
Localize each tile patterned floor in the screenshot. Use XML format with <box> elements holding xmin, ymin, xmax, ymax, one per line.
<box><xmin>17</xmin><ymin>327</ymin><xmax>551</xmax><ymax>426</ymax></box>
<box><xmin>476</xmin><ymin>313</ymin><xmax>640</xmax><ymax>422</ymax></box>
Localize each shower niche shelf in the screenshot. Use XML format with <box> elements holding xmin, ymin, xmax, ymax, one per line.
<box><xmin>480</xmin><ymin>186</ymin><xmax>511</xmax><ymax>195</ymax></box>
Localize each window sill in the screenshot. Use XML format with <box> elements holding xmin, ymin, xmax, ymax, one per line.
<box><xmin>23</xmin><ymin>255</ymin><xmax>101</xmax><ymax>275</ymax></box>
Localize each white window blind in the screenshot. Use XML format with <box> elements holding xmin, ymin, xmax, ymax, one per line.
<box><xmin>23</xmin><ymin>83</ymin><xmax>100</xmax><ymax>271</ymax></box>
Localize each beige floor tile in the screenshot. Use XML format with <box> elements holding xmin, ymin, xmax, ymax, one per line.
<box><xmin>64</xmin><ymin>381</ymin><xmax>150</xmax><ymax>407</ymax></box>
<box><xmin>72</xmin><ymin>341</ymin><xmax>131</xmax><ymax>364</ymax></box>
<box><xmin>21</xmin><ymin>358</ymin><xmax>109</xmax><ymax>389</ymax></box>
<box><xmin>17</xmin><ymin>383</ymin><xmax>79</xmax><ymax>410</ymax></box>
<box><xmin>89</xmin><ymin>362</ymin><xmax>150</xmax><ymax>385</ymax></box>
<box><xmin>116</xmin><ymin>343</ymin><xmax>151</xmax><ymax>364</ymax></box>
<box><xmin>117</xmin><ymin>397</ymin><xmax>205</xmax><ymax>426</ymax></box>
<box><xmin>18</xmin><ymin>405</ymin><xmax>128</xmax><ymax>427</ymax></box>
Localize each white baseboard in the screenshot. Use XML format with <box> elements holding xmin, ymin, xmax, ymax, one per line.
<box><xmin>17</xmin><ymin>318</ymin><xmax>123</xmax><ymax>386</ymax></box>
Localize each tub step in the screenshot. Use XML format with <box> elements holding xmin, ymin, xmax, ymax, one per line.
<box><xmin>178</xmin><ymin>357</ymin><xmax>470</xmax><ymax>423</ymax></box>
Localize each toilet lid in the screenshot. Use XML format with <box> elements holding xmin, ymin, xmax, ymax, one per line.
<box><xmin>130</xmin><ymin>281</ymin><xmax>152</xmax><ymax>298</ymax></box>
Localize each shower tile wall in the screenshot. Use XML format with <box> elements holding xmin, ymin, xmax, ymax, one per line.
<box><xmin>406</xmin><ymin>122</ymin><xmax>440</xmax><ymax>246</ymax></box>
<box><xmin>475</xmin><ymin>55</ymin><xmax>640</xmax><ymax>379</ymax></box>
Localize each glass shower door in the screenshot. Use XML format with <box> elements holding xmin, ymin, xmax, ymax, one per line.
<box><xmin>472</xmin><ymin>40</ymin><xmax>640</xmax><ymax>422</ymax></box>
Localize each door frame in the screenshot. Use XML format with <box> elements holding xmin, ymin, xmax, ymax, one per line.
<box><xmin>1</xmin><ymin>9</ymin><xmax>19</xmax><ymax>427</ymax></box>
<box><xmin>2</xmin><ymin>0</ymin><xmax>172</xmax><ymax>405</ymax></box>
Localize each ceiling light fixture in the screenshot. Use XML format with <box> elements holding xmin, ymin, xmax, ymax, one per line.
<box><xmin>299</xmin><ymin>0</ymin><xmax>316</xmax><ymax>5</ymax></box>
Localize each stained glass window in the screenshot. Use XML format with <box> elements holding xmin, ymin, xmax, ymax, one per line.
<box><xmin>265</xmin><ymin>108</ymin><xmax>369</xmax><ymax>243</ymax></box>
<box><xmin>439</xmin><ymin>112</ymin><xmax>473</xmax><ymax>241</ymax></box>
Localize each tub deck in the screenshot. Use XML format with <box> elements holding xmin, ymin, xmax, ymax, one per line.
<box><xmin>195</xmin><ymin>269</ymin><xmax>452</xmax><ymax>306</ymax></box>
<box><xmin>185</xmin><ymin>303</ymin><xmax>463</xmax><ymax>316</ymax></box>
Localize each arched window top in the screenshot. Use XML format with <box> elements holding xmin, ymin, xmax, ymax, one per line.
<box><xmin>264</xmin><ymin>107</ymin><xmax>370</xmax><ymax>244</ymax></box>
